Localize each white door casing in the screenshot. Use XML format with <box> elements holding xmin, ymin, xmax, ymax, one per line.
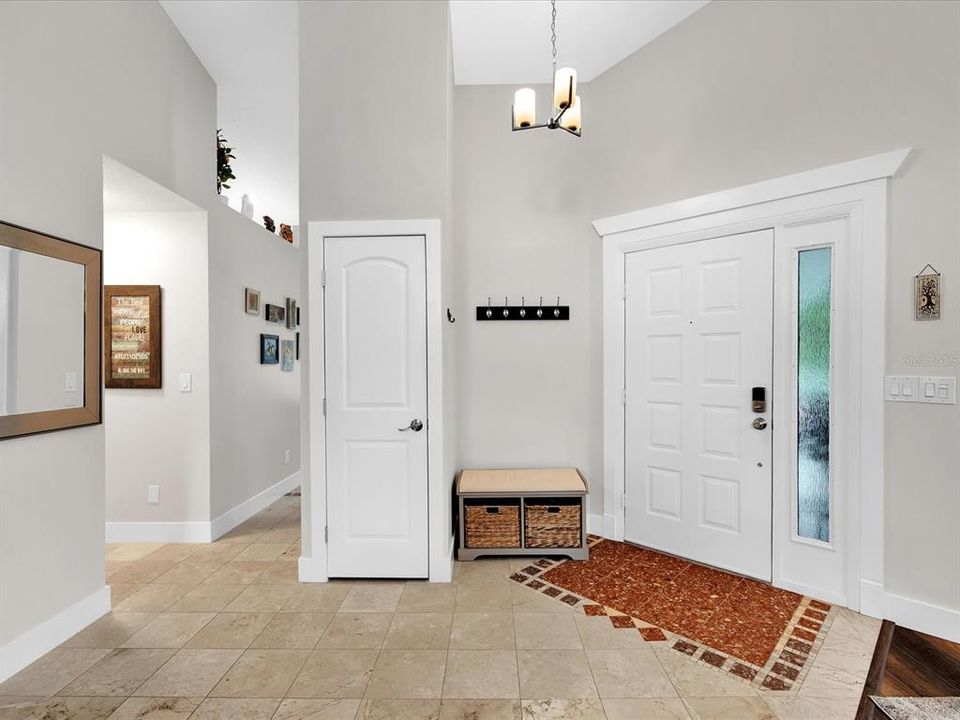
<box><xmin>596</xmin><ymin>149</ymin><xmax>909</xmax><ymax>613</ymax></box>
<box><xmin>624</xmin><ymin>230</ymin><xmax>774</xmax><ymax>581</ymax></box>
<box><xmin>324</xmin><ymin>235</ymin><xmax>429</xmax><ymax>578</ymax></box>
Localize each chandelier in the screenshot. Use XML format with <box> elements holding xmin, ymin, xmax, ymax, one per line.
<box><xmin>511</xmin><ymin>0</ymin><xmax>581</xmax><ymax>136</ymax></box>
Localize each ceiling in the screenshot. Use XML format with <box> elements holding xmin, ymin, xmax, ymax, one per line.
<box><xmin>160</xmin><ymin>0</ymin><xmax>299</xmax><ymax>225</ymax></box>
<box><xmin>449</xmin><ymin>0</ymin><xmax>709</xmax><ymax>85</ymax></box>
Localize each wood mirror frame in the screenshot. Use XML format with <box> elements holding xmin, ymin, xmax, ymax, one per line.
<box><xmin>0</xmin><ymin>220</ymin><xmax>102</xmax><ymax>440</ymax></box>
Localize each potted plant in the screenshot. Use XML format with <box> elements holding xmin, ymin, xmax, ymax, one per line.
<box><xmin>217</xmin><ymin>129</ymin><xmax>236</xmax><ymax>202</ymax></box>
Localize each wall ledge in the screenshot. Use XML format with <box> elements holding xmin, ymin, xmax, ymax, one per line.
<box><xmin>0</xmin><ymin>585</ymin><xmax>110</xmax><ymax>683</ymax></box>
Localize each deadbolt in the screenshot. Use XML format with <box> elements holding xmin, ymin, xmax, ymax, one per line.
<box><xmin>752</xmin><ymin>417</ymin><xmax>768</xmax><ymax>430</ymax></box>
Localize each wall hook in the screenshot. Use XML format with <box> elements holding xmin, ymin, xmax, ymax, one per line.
<box><xmin>446</xmin><ymin>308</ymin><xmax>456</xmax><ymax>323</ymax></box>
<box><xmin>554</xmin><ymin>296</ymin><xmax>561</xmax><ymax>318</ymax></box>
<box><xmin>502</xmin><ymin>296</ymin><xmax>510</xmax><ymax>318</ymax></box>
<box><xmin>537</xmin><ymin>296</ymin><xmax>543</xmax><ymax>318</ymax></box>
<box><xmin>486</xmin><ymin>297</ymin><xmax>493</xmax><ymax>319</ymax></box>
<box><xmin>520</xmin><ymin>296</ymin><xmax>526</xmax><ymax>318</ymax></box>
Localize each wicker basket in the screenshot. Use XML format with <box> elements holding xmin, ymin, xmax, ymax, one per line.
<box><xmin>524</xmin><ymin>503</ymin><xmax>581</xmax><ymax>548</ymax></box>
<box><xmin>464</xmin><ymin>503</ymin><xmax>521</xmax><ymax>548</ymax></box>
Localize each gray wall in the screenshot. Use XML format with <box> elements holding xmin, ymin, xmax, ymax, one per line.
<box><xmin>208</xmin><ymin>207</ymin><xmax>302</xmax><ymax>519</ymax></box>
<box><xmin>0</xmin><ymin>0</ymin><xmax>217</xmax><ymax>648</ymax></box>
<box><xmin>453</xmin><ymin>0</ymin><xmax>960</xmax><ymax>611</ymax></box>
<box><xmin>298</xmin><ymin>0</ymin><xmax>456</xmax><ymax>557</ymax></box>
<box><xmin>452</xmin><ymin>84</ymin><xmax>602</xmax><ymax>515</ymax></box>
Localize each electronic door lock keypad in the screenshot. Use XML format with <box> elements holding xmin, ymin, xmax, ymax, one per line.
<box><xmin>752</xmin><ymin>386</ymin><xmax>766</xmax><ymax>413</ymax></box>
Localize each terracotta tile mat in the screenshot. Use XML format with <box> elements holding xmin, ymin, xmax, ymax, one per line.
<box><xmin>509</xmin><ymin>536</ymin><xmax>836</xmax><ymax>692</ymax></box>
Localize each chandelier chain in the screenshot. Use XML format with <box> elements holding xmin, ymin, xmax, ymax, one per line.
<box><xmin>551</xmin><ymin>0</ymin><xmax>557</xmax><ymax>70</ymax></box>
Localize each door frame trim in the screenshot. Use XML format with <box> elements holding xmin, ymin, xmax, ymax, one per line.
<box><xmin>593</xmin><ymin>149</ymin><xmax>910</xmax><ymax>614</ymax></box>
<box><xmin>301</xmin><ymin>219</ymin><xmax>450</xmax><ymax>583</ymax></box>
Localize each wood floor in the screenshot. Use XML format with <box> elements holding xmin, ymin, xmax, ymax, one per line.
<box><xmin>857</xmin><ymin>621</ymin><xmax>960</xmax><ymax>719</ymax></box>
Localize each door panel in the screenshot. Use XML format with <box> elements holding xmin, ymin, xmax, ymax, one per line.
<box><xmin>325</xmin><ymin>235</ymin><xmax>428</xmax><ymax>578</ymax></box>
<box><xmin>624</xmin><ymin>230</ymin><xmax>774</xmax><ymax>580</ymax></box>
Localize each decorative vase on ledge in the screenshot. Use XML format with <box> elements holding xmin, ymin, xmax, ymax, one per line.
<box><xmin>241</xmin><ymin>193</ymin><xmax>254</xmax><ymax>219</ymax></box>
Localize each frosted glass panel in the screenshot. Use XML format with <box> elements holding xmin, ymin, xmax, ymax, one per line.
<box><xmin>797</xmin><ymin>248</ymin><xmax>831</xmax><ymax>541</ymax></box>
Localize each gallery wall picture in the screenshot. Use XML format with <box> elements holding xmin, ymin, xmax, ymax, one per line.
<box><xmin>260</xmin><ymin>334</ymin><xmax>280</xmax><ymax>364</ymax></box>
<box><xmin>245</xmin><ymin>288</ymin><xmax>261</xmax><ymax>315</ymax></box>
<box><xmin>285</xmin><ymin>297</ymin><xmax>297</xmax><ymax>329</ymax></box>
<box><xmin>104</xmin><ymin>285</ymin><xmax>162</xmax><ymax>389</ymax></box>
<box><xmin>265</xmin><ymin>303</ymin><xmax>285</xmax><ymax>323</ymax></box>
<box><xmin>296</xmin><ymin>331</ymin><xmax>300</xmax><ymax>360</ymax></box>
<box><xmin>281</xmin><ymin>339</ymin><xmax>295</xmax><ymax>371</ymax></box>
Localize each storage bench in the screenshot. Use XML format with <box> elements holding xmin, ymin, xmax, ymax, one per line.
<box><xmin>456</xmin><ymin>468</ymin><xmax>589</xmax><ymax>561</ymax></box>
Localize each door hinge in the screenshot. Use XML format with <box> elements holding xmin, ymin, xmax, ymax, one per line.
<box><xmin>621</xmin><ymin>388</ymin><xmax>627</xmax><ymax>405</ymax></box>
<box><xmin>320</xmin><ymin>269</ymin><xmax>327</xmax><ymax>287</ymax></box>
<box><xmin>621</xmin><ymin>493</ymin><xmax>627</xmax><ymax>509</ymax></box>
<box><xmin>324</xmin><ymin>526</ymin><xmax>328</xmax><ymax>543</ymax></box>
<box><xmin>622</xmin><ymin>284</ymin><xmax>627</xmax><ymax>300</ymax></box>
<box><xmin>322</xmin><ymin>398</ymin><xmax>327</xmax><ymax>416</ymax></box>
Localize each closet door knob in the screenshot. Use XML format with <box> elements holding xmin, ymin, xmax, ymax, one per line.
<box><xmin>399</xmin><ymin>419</ymin><xmax>424</xmax><ymax>432</ymax></box>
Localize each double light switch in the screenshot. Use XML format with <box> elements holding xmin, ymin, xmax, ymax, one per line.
<box><xmin>885</xmin><ymin>375</ymin><xmax>956</xmax><ymax>404</ymax></box>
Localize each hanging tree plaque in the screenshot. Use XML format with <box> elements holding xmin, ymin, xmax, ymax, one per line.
<box><xmin>915</xmin><ymin>264</ymin><xmax>941</xmax><ymax>321</ymax></box>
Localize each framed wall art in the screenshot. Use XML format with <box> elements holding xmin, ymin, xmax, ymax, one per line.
<box><xmin>265</xmin><ymin>303</ymin><xmax>285</xmax><ymax>323</ymax></box>
<box><xmin>285</xmin><ymin>297</ymin><xmax>297</xmax><ymax>329</ymax></box>
<box><xmin>260</xmin><ymin>334</ymin><xmax>279</xmax><ymax>364</ymax></box>
<box><xmin>295</xmin><ymin>331</ymin><xmax>300</xmax><ymax>360</ymax></box>
<box><xmin>104</xmin><ymin>285</ymin><xmax>162</xmax><ymax>389</ymax></box>
<box><xmin>245</xmin><ymin>287</ymin><xmax>261</xmax><ymax>315</ymax></box>
<box><xmin>281</xmin><ymin>339</ymin><xmax>295</xmax><ymax>371</ymax></box>
<box><xmin>915</xmin><ymin>264</ymin><xmax>941</xmax><ymax>320</ymax></box>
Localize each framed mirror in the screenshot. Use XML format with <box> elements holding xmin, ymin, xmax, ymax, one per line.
<box><xmin>0</xmin><ymin>220</ymin><xmax>102</xmax><ymax>439</ymax></box>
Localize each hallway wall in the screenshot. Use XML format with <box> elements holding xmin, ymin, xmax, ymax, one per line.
<box><xmin>104</xmin><ymin>211</ymin><xmax>211</xmax><ymax>526</ymax></box>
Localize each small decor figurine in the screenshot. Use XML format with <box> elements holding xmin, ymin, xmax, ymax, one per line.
<box><xmin>263</xmin><ymin>216</ymin><xmax>276</xmax><ymax>233</ymax></box>
<box><xmin>217</xmin><ymin>129</ymin><xmax>235</xmax><ymax>195</ymax></box>
<box><xmin>241</xmin><ymin>194</ymin><xmax>254</xmax><ymax>220</ymax></box>
<box><xmin>279</xmin><ymin>224</ymin><xmax>294</xmax><ymax>243</ymax></box>
<box><xmin>915</xmin><ymin>264</ymin><xmax>941</xmax><ymax>320</ymax></box>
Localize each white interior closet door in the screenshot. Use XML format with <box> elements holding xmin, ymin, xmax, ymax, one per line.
<box><xmin>624</xmin><ymin>229</ymin><xmax>774</xmax><ymax>580</ymax></box>
<box><xmin>324</xmin><ymin>235</ymin><xmax>428</xmax><ymax>578</ymax></box>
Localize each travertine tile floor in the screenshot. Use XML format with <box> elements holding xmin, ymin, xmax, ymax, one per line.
<box><xmin>0</xmin><ymin>495</ymin><xmax>880</xmax><ymax>719</ymax></box>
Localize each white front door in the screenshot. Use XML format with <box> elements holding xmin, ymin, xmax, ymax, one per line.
<box><xmin>324</xmin><ymin>235</ymin><xmax>429</xmax><ymax>578</ymax></box>
<box><xmin>624</xmin><ymin>229</ymin><xmax>774</xmax><ymax>580</ymax></box>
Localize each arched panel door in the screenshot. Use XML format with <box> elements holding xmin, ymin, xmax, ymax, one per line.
<box><xmin>324</xmin><ymin>235</ymin><xmax>428</xmax><ymax>578</ymax></box>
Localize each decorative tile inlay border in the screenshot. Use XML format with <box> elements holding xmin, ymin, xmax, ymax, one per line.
<box><xmin>505</xmin><ymin>536</ymin><xmax>836</xmax><ymax>692</ymax></box>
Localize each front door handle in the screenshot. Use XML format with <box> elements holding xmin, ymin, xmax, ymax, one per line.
<box><xmin>398</xmin><ymin>419</ymin><xmax>424</xmax><ymax>432</ymax></box>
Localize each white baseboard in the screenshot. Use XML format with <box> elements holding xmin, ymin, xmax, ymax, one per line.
<box><xmin>587</xmin><ymin>513</ymin><xmax>604</xmax><ymax>536</ymax></box>
<box><xmin>105</xmin><ymin>521</ymin><xmax>212</xmax><ymax>544</ymax></box>
<box><xmin>104</xmin><ymin>471</ymin><xmax>302</xmax><ymax>544</ymax></box>
<box><xmin>210</xmin><ymin>471</ymin><xmax>302</xmax><ymax>540</ymax></box>
<box><xmin>860</xmin><ymin>579</ymin><xmax>960</xmax><ymax>643</ymax></box>
<box><xmin>0</xmin><ymin>586</ymin><xmax>110</xmax><ymax>683</ymax></box>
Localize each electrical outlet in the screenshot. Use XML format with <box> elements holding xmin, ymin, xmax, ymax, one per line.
<box><xmin>147</xmin><ymin>485</ymin><xmax>160</xmax><ymax>504</ymax></box>
<box><xmin>284</xmin><ymin>449</ymin><xmax>291</xmax><ymax>465</ymax></box>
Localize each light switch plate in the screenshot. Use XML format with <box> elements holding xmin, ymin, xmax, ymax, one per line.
<box><xmin>64</xmin><ymin>371</ymin><xmax>77</xmax><ymax>392</ymax></box>
<box><xmin>147</xmin><ymin>485</ymin><xmax>160</xmax><ymax>504</ymax></box>
<box><xmin>919</xmin><ymin>376</ymin><xmax>956</xmax><ymax>404</ymax></box>
<box><xmin>884</xmin><ymin>375</ymin><xmax>919</xmax><ymax>402</ymax></box>
<box><xmin>179</xmin><ymin>373</ymin><xmax>192</xmax><ymax>393</ymax></box>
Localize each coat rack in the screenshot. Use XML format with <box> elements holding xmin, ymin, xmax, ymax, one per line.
<box><xmin>475</xmin><ymin>296</ymin><xmax>569</xmax><ymax>321</ymax></box>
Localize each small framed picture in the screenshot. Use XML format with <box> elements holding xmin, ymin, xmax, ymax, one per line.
<box><xmin>285</xmin><ymin>297</ymin><xmax>297</xmax><ymax>329</ymax></box>
<box><xmin>265</xmin><ymin>303</ymin><xmax>285</xmax><ymax>323</ymax></box>
<box><xmin>245</xmin><ymin>288</ymin><xmax>260</xmax><ymax>315</ymax></box>
<box><xmin>281</xmin><ymin>339</ymin><xmax>295</xmax><ymax>371</ymax></box>
<box><xmin>296</xmin><ymin>307</ymin><xmax>301</xmax><ymax>327</ymax></box>
<box><xmin>260</xmin><ymin>334</ymin><xmax>279</xmax><ymax>364</ymax></box>
<box><xmin>915</xmin><ymin>265</ymin><xmax>941</xmax><ymax>320</ymax></box>
<box><xmin>295</xmin><ymin>331</ymin><xmax>300</xmax><ymax>360</ymax></box>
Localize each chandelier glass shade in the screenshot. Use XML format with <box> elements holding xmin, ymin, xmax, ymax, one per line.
<box><xmin>511</xmin><ymin>1</ymin><xmax>582</xmax><ymax>137</ymax></box>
